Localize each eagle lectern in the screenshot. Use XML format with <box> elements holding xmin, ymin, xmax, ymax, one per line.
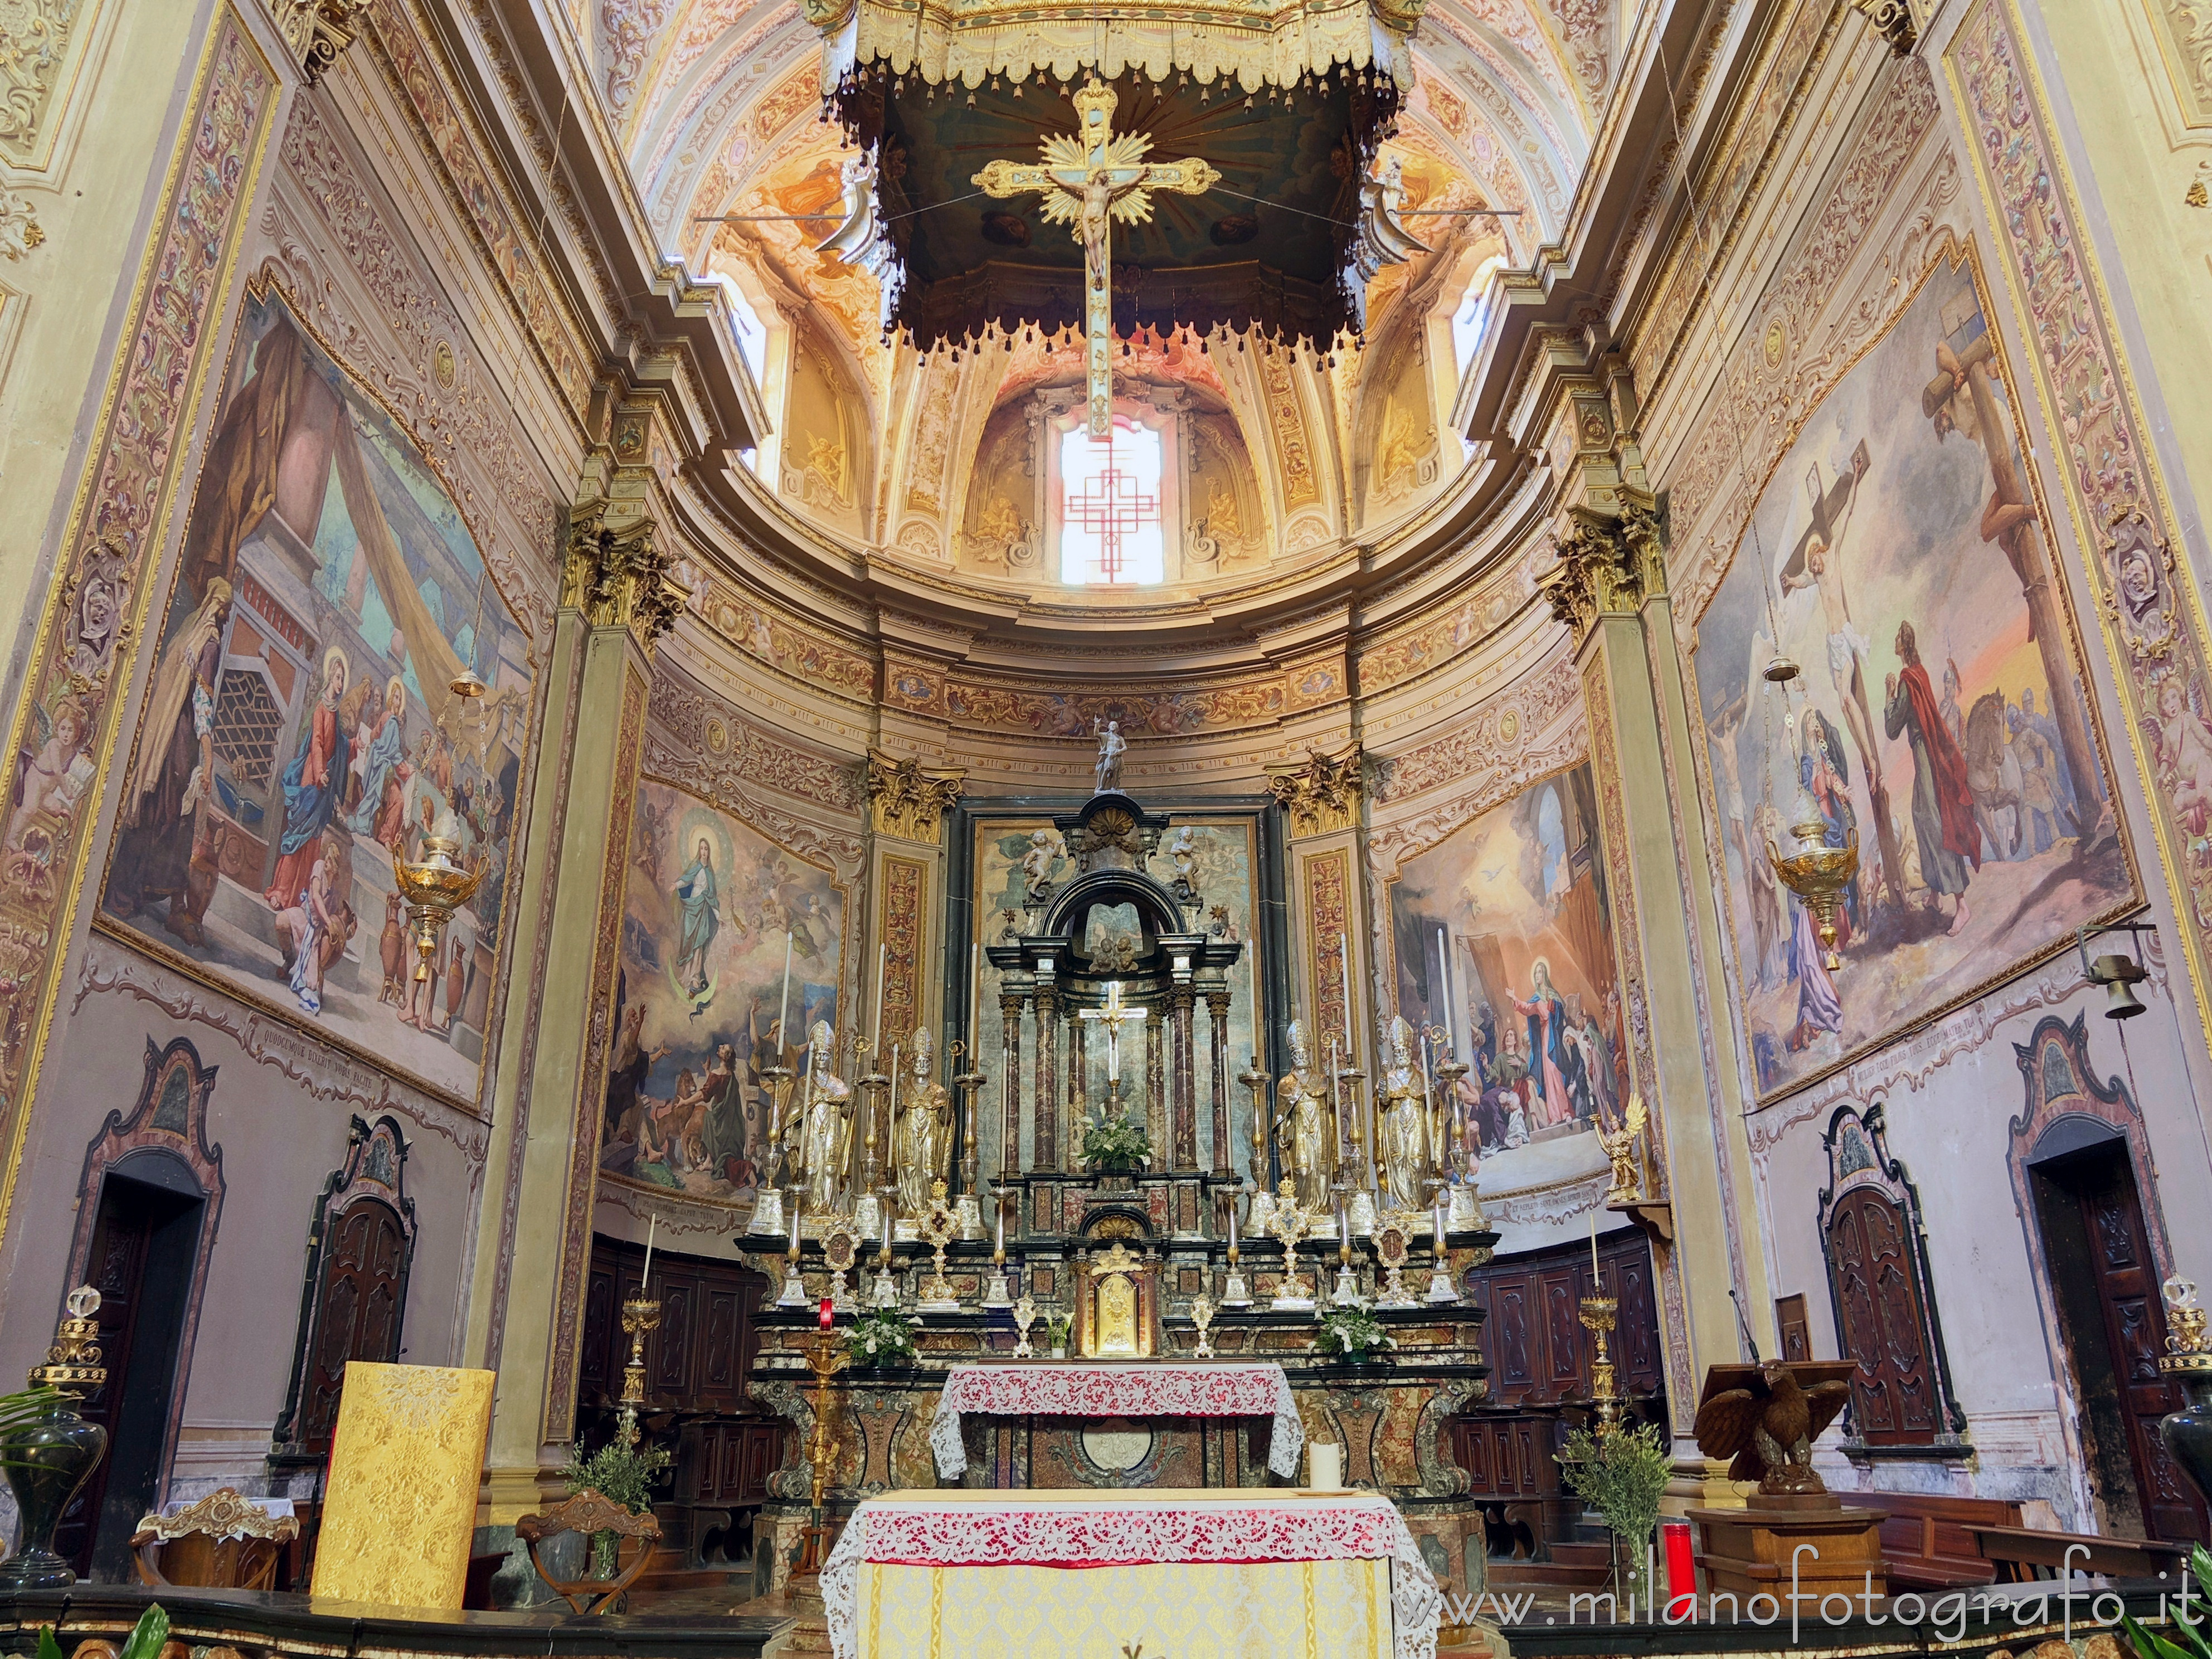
<box><xmin>1685</xmin><ymin>1359</ymin><xmax>1889</xmax><ymax>1600</ymax></box>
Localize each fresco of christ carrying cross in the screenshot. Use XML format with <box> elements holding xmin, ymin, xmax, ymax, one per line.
<box><xmin>973</xmin><ymin>78</ymin><xmax>1219</xmax><ymax>436</ymax></box>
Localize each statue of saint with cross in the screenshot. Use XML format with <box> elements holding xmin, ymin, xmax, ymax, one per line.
<box><xmin>974</xmin><ymin>79</ymin><xmax>1219</xmax><ymax>436</ymax></box>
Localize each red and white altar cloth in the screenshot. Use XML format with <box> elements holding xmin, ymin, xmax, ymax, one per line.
<box><xmin>821</xmin><ymin>1488</ymin><xmax>1444</xmax><ymax>1659</ymax></box>
<box><xmin>927</xmin><ymin>1360</ymin><xmax>1304</xmax><ymax>1480</ymax></box>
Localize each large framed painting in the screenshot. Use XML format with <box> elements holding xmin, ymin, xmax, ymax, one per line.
<box><xmin>1387</xmin><ymin>761</ymin><xmax>1623</xmax><ymax>1199</ymax></box>
<box><xmin>596</xmin><ymin>779</ymin><xmax>845</xmax><ymax>1207</ymax></box>
<box><xmin>969</xmin><ymin>809</ymin><xmax>1261</xmax><ymax>1175</ymax></box>
<box><xmin>96</xmin><ymin>291</ymin><xmax>534</xmax><ymax>1104</ymax></box>
<box><xmin>1690</xmin><ymin>251</ymin><xmax>2134</xmax><ymax>1098</ymax></box>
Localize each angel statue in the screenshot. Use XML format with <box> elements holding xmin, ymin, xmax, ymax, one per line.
<box><xmin>1598</xmin><ymin>1094</ymin><xmax>1649</xmax><ymax>1205</ymax></box>
<box><xmin>892</xmin><ymin>1026</ymin><xmax>954</xmax><ymax>1215</ymax></box>
<box><xmin>1164</xmin><ymin>825</ymin><xmax>1200</xmax><ymax>903</ymax></box>
<box><xmin>1375</xmin><ymin>1015</ymin><xmax>1430</xmax><ymax>1213</ymax></box>
<box><xmin>790</xmin><ymin>1019</ymin><xmax>854</xmax><ymax>1212</ymax></box>
<box><xmin>1693</xmin><ymin>1356</ymin><xmax>1853</xmax><ymax>1497</ymax></box>
<box><xmin>1093</xmin><ymin>718</ymin><xmax>1125</xmax><ymax>795</ymax></box>
<box><xmin>1020</xmin><ymin>829</ymin><xmax>1061</xmax><ymax>907</ymax></box>
<box><xmin>1273</xmin><ymin>1020</ymin><xmax>1336</xmax><ymax>1211</ymax></box>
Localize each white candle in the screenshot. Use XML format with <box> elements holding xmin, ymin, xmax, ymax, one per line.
<box><xmin>883</xmin><ymin>1194</ymin><xmax>895</xmax><ymax>1249</ymax></box>
<box><xmin>873</xmin><ymin>942</ymin><xmax>888</xmax><ymax>1057</ymax></box>
<box><xmin>1310</xmin><ymin>1442</ymin><xmax>1343</xmax><ymax>1490</ymax></box>
<box><xmin>1433</xmin><ymin>1201</ymin><xmax>1446</xmax><ymax>1251</ymax></box>
<box><xmin>641</xmin><ymin>1216</ymin><xmax>656</xmax><ymax>1290</ymax></box>
<box><xmin>1338</xmin><ymin>934</ymin><xmax>1355</xmax><ymax>1058</ymax></box>
<box><xmin>969</xmin><ymin>941</ymin><xmax>982</xmax><ymax>1056</ymax></box>
<box><xmin>1436</xmin><ymin>927</ymin><xmax>1456</xmax><ymax>1054</ymax></box>
<box><xmin>1229</xmin><ymin>1206</ymin><xmax>1239</xmax><ymax>1250</ymax></box>
<box><xmin>789</xmin><ymin>1201</ymin><xmax>801</xmax><ymax>1254</ymax></box>
<box><xmin>1340</xmin><ymin>1206</ymin><xmax>1351</xmax><ymax>1250</ymax></box>
<box><xmin>994</xmin><ymin>1196</ymin><xmax>1006</xmax><ymax>1256</ymax></box>
<box><xmin>777</xmin><ymin>930</ymin><xmax>794</xmax><ymax>1058</ymax></box>
<box><xmin>1590</xmin><ymin>1209</ymin><xmax>1601</xmax><ymax>1288</ymax></box>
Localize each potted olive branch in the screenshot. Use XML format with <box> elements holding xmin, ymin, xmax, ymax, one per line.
<box><xmin>561</xmin><ymin>1429</ymin><xmax>671</xmax><ymax>1578</ymax></box>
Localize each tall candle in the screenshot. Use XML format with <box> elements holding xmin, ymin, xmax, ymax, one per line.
<box><xmin>789</xmin><ymin>1201</ymin><xmax>801</xmax><ymax>1254</ymax></box>
<box><xmin>1340</xmin><ymin>1206</ymin><xmax>1351</xmax><ymax>1250</ymax></box>
<box><xmin>1338</xmin><ymin>934</ymin><xmax>1355</xmax><ymax>1058</ymax></box>
<box><xmin>969</xmin><ymin>941</ymin><xmax>981</xmax><ymax>1055</ymax></box>
<box><xmin>873</xmin><ymin>942</ymin><xmax>888</xmax><ymax>1056</ymax></box>
<box><xmin>994</xmin><ymin>1195</ymin><xmax>1006</xmax><ymax>1257</ymax></box>
<box><xmin>777</xmin><ymin>930</ymin><xmax>794</xmax><ymax>1057</ymax></box>
<box><xmin>640</xmin><ymin>1216</ymin><xmax>656</xmax><ymax>1291</ymax></box>
<box><xmin>1229</xmin><ymin>1205</ymin><xmax>1239</xmax><ymax>1250</ymax></box>
<box><xmin>882</xmin><ymin>1194</ymin><xmax>895</xmax><ymax>1249</ymax></box>
<box><xmin>1434</xmin><ymin>1201</ymin><xmax>1447</xmax><ymax>1251</ymax></box>
<box><xmin>1436</xmin><ymin>927</ymin><xmax>1456</xmax><ymax>1054</ymax></box>
<box><xmin>1590</xmin><ymin>1209</ymin><xmax>1601</xmax><ymax>1287</ymax></box>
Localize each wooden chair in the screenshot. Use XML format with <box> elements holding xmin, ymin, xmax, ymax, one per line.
<box><xmin>131</xmin><ymin>1487</ymin><xmax>300</xmax><ymax>1592</ymax></box>
<box><xmin>514</xmin><ymin>1488</ymin><xmax>662</xmax><ymax>1613</ymax></box>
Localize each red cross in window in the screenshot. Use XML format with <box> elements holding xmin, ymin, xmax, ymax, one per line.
<box><xmin>1067</xmin><ymin>451</ymin><xmax>1158</xmax><ymax>583</ymax></box>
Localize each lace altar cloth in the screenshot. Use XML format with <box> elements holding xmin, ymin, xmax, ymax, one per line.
<box><xmin>821</xmin><ymin>1490</ymin><xmax>1443</xmax><ymax>1659</ymax></box>
<box><xmin>927</xmin><ymin>1360</ymin><xmax>1304</xmax><ymax>1480</ymax></box>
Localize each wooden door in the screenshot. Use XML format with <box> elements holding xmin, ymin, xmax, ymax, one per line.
<box><xmin>50</xmin><ymin>1198</ymin><xmax>155</xmax><ymax>1572</ymax></box>
<box><xmin>299</xmin><ymin>1200</ymin><xmax>407</xmax><ymax>1456</ymax></box>
<box><xmin>2068</xmin><ymin>1151</ymin><xmax>2204</xmax><ymax>1541</ymax></box>
<box><xmin>1829</xmin><ymin>1186</ymin><xmax>1939</xmax><ymax>1444</ymax></box>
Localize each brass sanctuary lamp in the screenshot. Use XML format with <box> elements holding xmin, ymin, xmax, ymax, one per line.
<box><xmin>391</xmin><ymin>668</ymin><xmax>493</xmax><ymax>986</ymax></box>
<box><xmin>1766</xmin><ymin>807</ymin><xmax>1858</xmax><ymax>972</ymax></box>
<box><xmin>0</xmin><ymin>1287</ymin><xmax>110</xmax><ymax>1589</ymax></box>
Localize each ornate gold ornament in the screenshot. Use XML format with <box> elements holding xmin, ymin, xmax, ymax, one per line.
<box><xmin>1189</xmin><ymin>1292</ymin><xmax>1217</xmax><ymax>1359</ymax></box>
<box><xmin>1578</xmin><ymin>1292</ymin><xmax>1624</xmax><ymax>1436</ymax></box>
<box><xmin>866</xmin><ymin>750</ymin><xmax>966</xmax><ymax>845</ymax></box>
<box><xmin>917</xmin><ymin>1178</ymin><xmax>962</xmax><ymax>1309</ymax></box>
<box><xmin>1539</xmin><ymin>497</ymin><xmax>1666</xmax><ymax>645</ymax></box>
<box><xmin>1598</xmin><ymin>1094</ymin><xmax>1649</xmax><ymax>1206</ymax></box>
<box><xmin>2164</xmin><ymin>1276</ymin><xmax>2212</xmax><ymax>1374</ymax></box>
<box><xmin>973</xmin><ymin>79</ymin><xmax>1220</xmax><ymax>435</ymax></box>
<box><xmin>30</xmin><ymin>1286</ymin><xmax>105</xmax><ymax>1395</ymax></box>
<box><xmin>1848</xmin><ymin>0</ymin><xmax>1917</xmax><ymax>56</ymax></box>
<box><xmin>1766</xmin><ymin>814</ymin><xmax>1859</xmax><ymax>973</ymax></box>
<box><xmin>266</xmin><ymin>0</ymin><xmax>372</xmax><ymax>86</ymax></box>
<box><xmin>133</xmin><ymin>1486</ymin><xmax>299</xmax><ymax>1545</ymax></box>
<box><xmin>562</xmin><ymin>502</ymin><xmax>686</xmax><ymax>647</ymax></box>
<box><xmin>619</xmin><ymin>1293</ymin><xmax>662</xmax><ymax>1413</ymax></box>
<box><xmin>1265</xmin><ymin>745</ymin><xmax>1363</xmax><ymax>838</ymax></box>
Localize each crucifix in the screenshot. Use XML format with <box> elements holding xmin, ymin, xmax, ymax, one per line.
<box><xmin>1078</xmin><ymin>978</ymin><xmax>1147</xmax><ymax>1109</ymax></box>
<box><xmin>973</xmin><ymin>78</ymin><xmax>1219</xmax><ymax>436</ymax></box>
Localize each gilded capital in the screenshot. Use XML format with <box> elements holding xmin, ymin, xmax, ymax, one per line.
<box><xmin>1265</xmin><ymin>745</ymin><xmax>1364</xmax><ymax>838</ymax></box>
<box><xmin>1849</xmin><ymin>0</ymin><xmax>1917</xmax><ymax>56</ymax></box>
<box><xmin>562</xmin><ymin>502</ymin><xmax>687</xmax><ymax>648</ymax></box>
<box><xmin>267</xmin><ymin>0</ymin><xmax>372</xmax><ymax>85</ymax></box>
<box><xmin>1540</xmin><ymin>494</ymin><xmax>1666</xmax><ymax>644</ymax></box>
<box><xmin>866</xmin><ymin>750</ymin><xmax>966</xmax><ymax>844</ymax></box>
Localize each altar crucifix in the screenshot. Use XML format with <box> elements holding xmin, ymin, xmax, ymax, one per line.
<box><xmin>973</xmin><ymin>79</ymin><xmax>1220</xmax><ymax>436</ymax></box>
<box><xmin>1079</xmin><ymin>978</ymin><xmax>1147</xmax><ymax>1111</ymax></box>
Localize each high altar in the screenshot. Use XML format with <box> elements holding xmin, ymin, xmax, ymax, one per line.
<box><xmin>732</xmin><ymin>785</ymin><xmax>1498</xmax><ymax>1597</ymax></box>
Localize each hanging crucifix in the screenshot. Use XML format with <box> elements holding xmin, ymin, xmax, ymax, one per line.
<box><xmin>1078</xmin><ymin>979</ymin><xmax>1148</xmax><ymax>1110</ymax></box>
<box><xmin>974</xmin><ymin>79</ymin><xmax>1219</xmax><ymax>436</ymax></box>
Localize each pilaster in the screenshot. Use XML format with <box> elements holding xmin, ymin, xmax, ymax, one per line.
<box><xmin>467</xmin><ymin>449</ymin><xmax>678</xmax><ymax>1513</ymax></box>
<box><xmin>1267</xmin><ymin>744</ymin><xmax>1372</xmax><ymax>1074</ymax></box>
<box><xmin>861</xmin><ymin>751</ymin><xmax>964</xmax><ymax>1071</ymax></box>
<box><xmin>1547</xmin><ymin>490</ymin><xmax>1775</xmax><ymax>1443</ymax></box>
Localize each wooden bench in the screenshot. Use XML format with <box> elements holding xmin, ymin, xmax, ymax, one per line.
<box><xmin>1967</xmin><ymin>1524</ymin><xmax>2191</xmax><ymax>1583</ymax></box>
<box><xmin>1841</xmin><ymin>1491</ymin><xmax>2020</xmax><ymax>1590</ymax></box>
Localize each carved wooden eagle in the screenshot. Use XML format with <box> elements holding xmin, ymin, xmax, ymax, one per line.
<box><xmin>1693</xmin><ymin>1359</ymin><xmax>1854</xmax><ymax>1494</ymax></box>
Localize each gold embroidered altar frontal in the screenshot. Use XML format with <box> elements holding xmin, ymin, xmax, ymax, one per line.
<box><xmin>856</xmin><ymin>1556</ymin><xmax>1391</xmax><ymax>1657</ymax></box>
<box><xmin>310</xmin><ymin>1362</ymin><xmax>495</xmax><ymax>1608</ymax></box>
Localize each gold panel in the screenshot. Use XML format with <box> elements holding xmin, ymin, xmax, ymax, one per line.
<box><xmin>312</xmin><ymin>1363</ymin><xmax>494</xmax><ymax>1609</ymax></box>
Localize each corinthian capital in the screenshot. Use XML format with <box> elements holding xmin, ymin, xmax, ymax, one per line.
<box><xmin>562</xmin><ymin>502</ymin><xmax>687</xmax><ymax>648</ymax></box>
<box><xmin>1265</xmin><ymin>745</ymin><xmax>1364</xmax><ymax>838</ymax></box>
<box><xmin>866</xmin><ymin>750</ymin><xmax>966</xmax><ymax>844</ymax></box>
<box><xmin>268</xmin><ymin>0</ymin><xmax>371</xmax><ymax>85</ymax></box>
<box><xmin>1540</xmin><ymin>492</ymin><xmax>1667</xmax><ymax>644</ymax></box>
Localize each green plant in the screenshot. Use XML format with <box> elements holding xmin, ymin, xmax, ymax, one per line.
<box><xmin>848</xmin><ymin>1307</ymin><xmax>919</xmax><ymax>1368</ymax></box>
<box><xmin>2128</xmin><ymin>1543</ymin><xmax>2212</xmax><ymax>1659</ymax></box>
<box><xmin>0</xmin><ymin>1385</ymin><xmax>70</xmax><ymax>1466</ymax></box>
<box><xmin>1557</xmin><ymin>1422</ymin><xmax>1673</xmax><ymax>1607</ymax></box>
<box><xmin>1313</xmin><ymin>1309</ymin><xmax>1396</xmax><ymax>1365</ymax></box>
<box><xmin>1043</xmin><ymin>1311</ymin><xmax>1074</xmax><ymax>1351</ymax></box>
<box><xmin>562</xmin><ymin>1425</ymin><xmax>670</xmax><ymax>1576</ymax></box>
<box><xmin>38</xmin><ymin>1603</ymin><xmax>168</xmax><ymax>1659</ymax></box>
<box><xmin>1081</xmin><ymin>1108</ymin><xmax>1151</xmax><ymax>1173</ymax></box>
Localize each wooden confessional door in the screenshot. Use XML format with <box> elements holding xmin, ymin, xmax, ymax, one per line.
<box><xmin>2033</xmin><ymin>1141</ymin><xmax>2205</xmax><ymax>1541</ymax></box>
<box><xmin>1827</xmin><ymin>1186</ymin><xmax>1939</xmax><ymax>1444</ymax></box>
<box><xmin>299</xmin><ymin>1199</ymin><xmax>409</xmax><ymax>1456</ymax></box>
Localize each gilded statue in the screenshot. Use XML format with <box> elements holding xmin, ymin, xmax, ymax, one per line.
<box><xmin>1273</xmin><ymin>1019</ymin><xmax>1335</xmax><ymax>1210</ymax></box>
<box><xmin>893</xmin><ymin>1025</ymin><xmax>954</xmax><ymax>1215</ymax></box>
<box><xmin>790</xmin><ymin>1019</ymin><xmax>854</xmax><ymax>1212</ymax></box>
<box><xmin>1598</xmin><ymin>1094</ymin><xmax>1649</xmax><ymax>1205</ymax></box>
<box><xmin>1377</xmin><ymin>1014</ymin><xmax>1429</xmax><ymax>1213</ymax></box>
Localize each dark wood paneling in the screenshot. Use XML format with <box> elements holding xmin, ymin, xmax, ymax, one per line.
<box><xmin>584</xmin><ymin>1234</ymin><xmax>770</xmax><ymax>1417</ymax></box>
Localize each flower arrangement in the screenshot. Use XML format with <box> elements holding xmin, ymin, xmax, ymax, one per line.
<box><xmin>1313</xmin><ymin>1308</ymin><xmax>1396</xmax><ymax>1365</ymax></box>
<box><xmin>848</xmin><ymin>1306</ymin><xmax>920</xmax><ymax>1369</ymax></box>
<box><xmin>1044</xmin><ymin>1311</ymin><xmax>1074</xmax><ymax>1354</ymax></box>
<box><xmin>1081</xmin><ymin>1107</ymin><xmax>1151</xmax><ymax>1174</ymax></box>
<box><xmin>562</xmin><ymin>1425</ymin><xmax>672</xmax><ymax>1577</ymax></box>
<box><xmin>1557</xmin><ymin>1422</ymin><xmax>1673</xmax><ymax>1605</ymax></box>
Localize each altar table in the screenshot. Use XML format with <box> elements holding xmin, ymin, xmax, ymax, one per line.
<box><xmin>821</xmin><ymin>1488</ymin><xmax>1443</xmax><ymax>1659</ymax></box>
<box><xmin>927</xmin><ymin>1361</ymin><xmax>1304</xmax><ymax>1481</ymax></box>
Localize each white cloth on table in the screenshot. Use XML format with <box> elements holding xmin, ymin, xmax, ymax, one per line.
<box><xmin>821</xmin><ymin>1489</ymin><xmax>1443</xmax><ymax>1659</ymax></box>
<box><xmin>925</xmin><ymin>1360</ymin><xmax>1304</xmax><ymax>1480</ymax></box>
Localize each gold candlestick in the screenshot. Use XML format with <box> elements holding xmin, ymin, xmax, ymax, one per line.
<box><xmin>955</xmin><ymin>1043</ymin><xmax>989</xmax><ymax>1240</ymax></box>
<box><xmin>618</xmin><ymin>1295</ymin><xmax>661</xmax><ymax>1420</ymax></box>
<box><xmin>1579</xmin><ymin>1293</ymin><xmax>1623</xmax><ymax>1437</ymax></box>
<box><xmin>1239</xmin><ymin>1055</ymin><xmax>1273</xmax><ymax>1229</ymax></box>
<box><xmin>793</xmin><ymin>1327</ymin><xmax>850</xmax><ymax>1577</ymax></box>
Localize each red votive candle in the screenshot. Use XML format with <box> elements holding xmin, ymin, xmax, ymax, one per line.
<box><xmin>1661</xmin><ymin>1518</ymin><xmax>1695</xmax><ymax>1620</ymax></box>
<box><xmin>818</xmin><ymin>1297</ymin><xmax>834</xmax><ymax>1331</ymax></box>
